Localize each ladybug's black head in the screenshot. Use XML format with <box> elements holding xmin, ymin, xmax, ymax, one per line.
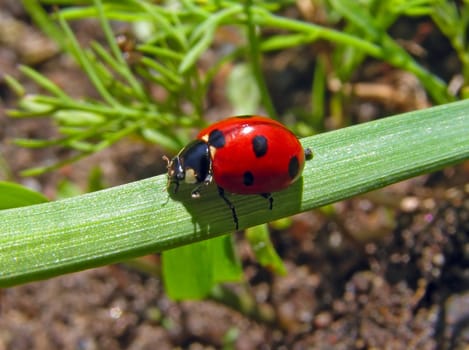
<box><xmin>165</xmin><ymin>140</ymin><xmax>212</xmax><ymax>193</ymax></box>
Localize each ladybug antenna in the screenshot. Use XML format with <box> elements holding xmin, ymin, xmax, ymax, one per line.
<box><xmin>162</xmin><ymin>155</ymin><xmax>173</xmax><ymax>193</ymax></box>
<box><xmin>162</xmin><ymin>155</ymin><xmax>171</xmax><ymax>169</ymax></box>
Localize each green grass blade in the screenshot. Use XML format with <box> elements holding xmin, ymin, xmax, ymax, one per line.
<box><xmin>0</xmin><ymin>182</ymin><xmax>48</xmax><ymax>209</ymax></box>
<box><xmin>19</xmin><ymin>66</ymin><xmax>69</xmax><ymax>99</ymax></box>
<box><xmin>92</xmin><ymin>0</ymin><xmax>149</xmax><ymax>103</ymax></box>
<box><xmin>1</xmin><ymin>100</ymin><xmax>468</xmax><ymax>287</ymax></box>
<box><xmin>246</xmin><ymin>224</ymin><xmax>286</xmax><ymax>275</ymax></box>
<box><xmin>255</xmin><ymin>9</ymin><xmax>452</xmax><ymax>104</ymax></box>
<box><xmin>179</xmin><ymin>6</ymin><xmax>242</xmax><ymax>73</ymax></box>
<box><xmin>56</xmin><ymin>11</ymin><xmax>121</xmax><ymax>108</ymax></box>
<box><xmin>22</xmin><ymin>0</ymin><xmax>67</xmax><ymax>50</ymax></box>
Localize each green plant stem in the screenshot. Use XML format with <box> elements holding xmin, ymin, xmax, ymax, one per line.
<box><xmin>254</xmin><ymin>9</ymin><xmax>452</xmax><ymax>104</ymax></box>
<box><xmin>244</xmin><ymin>0</ymin><xmax>277</xmax><ymax>118</ymax></box>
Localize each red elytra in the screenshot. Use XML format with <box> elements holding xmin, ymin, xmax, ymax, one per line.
<box><xmin>165</xmin><ymin>115</ymin><xmax>311</xmax><ymax>229</ymax></box>
<box><xmin>197</xmin><ymin>116</ymin><xmax>306</xmax><ymax>194</ymax></box>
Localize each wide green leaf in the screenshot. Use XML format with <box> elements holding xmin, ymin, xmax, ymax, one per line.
<box><xmin>162</xmin><ymin>234</ymin><xmax>242</xmax><ymax>300</ymax></box>
<box><xmin>0</xmin><ymin>100</ymin><xmax>468</xmax><ymax>287</ymax></box>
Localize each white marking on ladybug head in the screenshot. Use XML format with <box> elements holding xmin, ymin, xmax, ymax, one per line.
<box><xmin>184</xmin><ymin>168</ymin><xmax>198</xmax><ymax>184</ymax></box>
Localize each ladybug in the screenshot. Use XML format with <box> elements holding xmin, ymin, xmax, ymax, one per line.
<box><xmin>165</xmin><ymin>115</ymin><xmax>311</xmax><ymax>229</ymax></box>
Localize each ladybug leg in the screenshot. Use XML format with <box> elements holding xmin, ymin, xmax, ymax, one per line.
<box><xmin>191</xmin><ymin>186</ymin><xmax>202</xmax><ymax>198</ymax></box>
<box><xmin>164</xmin><ymin>179</ymin><xmax>179</xmax><ymax>194</ymax></box>
<box><xmin>203</xmin><ymin>173</ymin><xmax>213</xmax><ymax>186</ymax></box>
<box><xmin>191</xmin><ymin>173</ymin><xmax>213</xmax><ymax>198</ymax></box>
<box><xmin>172</xmin><ymin>181</ymin><xmax>180</xmax><ymax>194</ymax></box>
<box><xmin>217</xmin><ymin>186</ymin><xmax>239</xmax><ymax>230</ymax></box>
<box><xmin>260</xmin><ymin>193</ymin><xmax>273</xmax><ymax>210</ymax></box>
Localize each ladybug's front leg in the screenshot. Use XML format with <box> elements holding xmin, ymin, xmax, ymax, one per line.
<box><xmin>260</xmin><ymin>193</ymin><xmax>273</xmax><ymax>210</ymax></box>
<box><xmin>171</xmin><ymin>180</ymin><xmax>180</xmax><ymax>194</ymax></box>
<box><xmin>191</xmin><ymin>173</ymin><xmax>213</xmax><ymax>198</ymax></box>
<box><xmin>217</xmin><ymin>186</ymin><xmax>239</xmax><ymax>230</ymax></box>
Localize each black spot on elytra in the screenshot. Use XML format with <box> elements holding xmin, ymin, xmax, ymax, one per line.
<box><xmin>252</xmin><ymin>135</ymin><xmax>268</xmax><ymax>158</ymax></box>
<box><xmin>208</xmin><ymin>129</ymin><xmax>225</xmax><ymax>148</ymax></box>
<box><xmin>288</xmin><ymin>156</ymin><xmax>300</xmax><ymax>179</ymax></box>
<box><xmin>243</xmin><ymin>171</ymin><xmax>254</xmax><ymax>186</ymax></box>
